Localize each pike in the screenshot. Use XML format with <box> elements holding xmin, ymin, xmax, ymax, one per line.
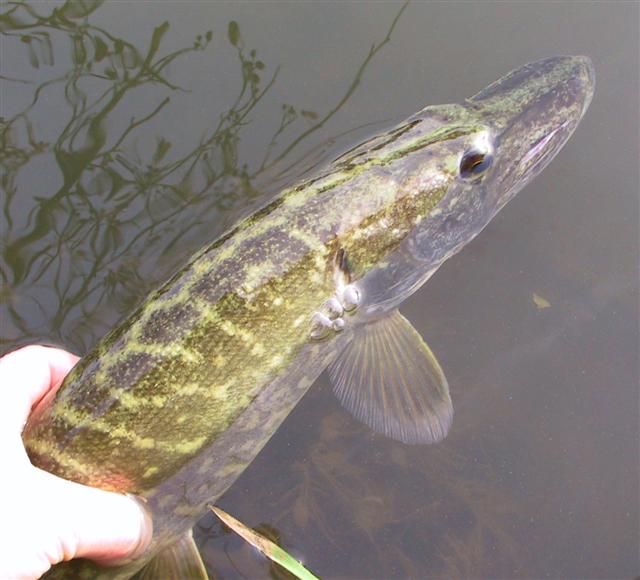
<box><xmin>23</xmin><ymin>56</ymin><xmax>594</xmax><ymax>578</ymax></box>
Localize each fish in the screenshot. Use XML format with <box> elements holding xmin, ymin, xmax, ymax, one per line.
<box><xmin>22</xmin><ymin>55</ymin><xmax>594</xmax><ymax>578</ymax></box>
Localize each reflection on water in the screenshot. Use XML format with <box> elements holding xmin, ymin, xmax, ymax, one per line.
<box><xmin>2</xmin><ymin>0</ymin><xmax>400</xmax><ymax>353</ymax></box>
<box><xmin>1</xmin><ymin>1</ymin><xmax>637</xmax><ymax>579</ymax></box>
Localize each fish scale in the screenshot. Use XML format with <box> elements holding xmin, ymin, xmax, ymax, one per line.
<box><xmin>23</xmin><ymin>55</ymin><xmax>594</xmax><ymax>578</ymax></box>
<box><xmin>25</xmin><ymin>132</ymin><xmax>448</xmax><ymax>490</ymax></box>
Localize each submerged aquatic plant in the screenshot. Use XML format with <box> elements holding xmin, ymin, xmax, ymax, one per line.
<box><xmin>196</xmin><ymin>389</ymin><xmax>524</xmax><ymax>578</ymax></box>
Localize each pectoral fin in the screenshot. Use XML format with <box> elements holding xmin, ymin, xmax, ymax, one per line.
<box><xmin>327</xmin><ymin>310</ymin><xmax>452</xmax><ymax>444</ymax></box>
<box><xmin>137</xmin><ymin>529</ymin><xmax>208</xmax><ymax>579</ymax></box>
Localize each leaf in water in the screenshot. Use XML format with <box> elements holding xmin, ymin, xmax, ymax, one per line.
<box><xmin>208</xmin><ymin>505</ymin><xmax>319</xmax><ymax>580</ymax></box>
<box><xmin>149</xmin><ymin>21</ymin><xmax>170</xmax><ymax>59</ymax></box>
<box><xmin>228</xmin><ymin>21</ymin><xmax>240</xmax><ymax>46</ymax></box>
<box><xmin>301</xmin><ymin>110</ymin><xmax>318</xmax><ymax>120</ymax></box>
<box><xmin>205</xmin><ymin>30</ymin><xmax>213</xmax><ymax>42</ymax></box>
<box><xmin>72</xmin><ymin>34</ymin><xmax>87</xmax><ymax>66</ymax></box>
<box><xmin>121</xmin><ymin>45</ymin><xmax>141</xmax><ymax>69</ymax></box>
<box><xmin>59</xmin><ymin>0</ymin><xmax>106</xmax><ymax>19</ymax></box>
<box><xmin>21</xmin><ymin>35</ymin><xmax>39</xmax><ymax>68</ymax></box>
<box><xmin>34</xmin><ymin>31</ymin><xmax>54</xmax><ymax>66</ymax></box>
<box><xmin>93</xmin><ymin>36</ymin><xmax>108</xmax><ymax>62</ymax></box>
<box><xmin>152</xmin><ymin>138</ymin><xmax>172</xmax><ymax>164</ymax></box>
<box><xmin>532</xmin><ymin>292</ymin><xmax>551</xmax><ymax>310</ymax></box>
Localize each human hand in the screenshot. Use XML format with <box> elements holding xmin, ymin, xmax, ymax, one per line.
<box><xmin>0</xmin><ymin>345</ymin><xmax>151</xmax><ymax>579</ymax></box>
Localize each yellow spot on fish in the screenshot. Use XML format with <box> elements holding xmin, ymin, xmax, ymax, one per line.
<box><xmin>113</xmin><ymin>389</ymin><xmax>143</xmax><ymax>410</ymax></box>
<box><xmin>220</xmin><ymin>320</ymin><xmax>236</xmax><ymax>336</ymax></box>
<box><xmin>142</xmin><ymin>466</ymin><xmax>160</xmax><ymax>479</ymax></box>
<box><xmin>282</xmin><ymin>187</ymin><xmax>309</xmax><ymax>208</ymax></box>
<box><xmin>53</xmin><ymin>404</ymin><xmax>201</xmax><ymax>455</ymax></box>
<box><xmin>212</xmin><ymin>380</ymin><xmax>235</xmax><ymax>401</ymax></box>
<box><xmin>243</xmin><ymin>262</ymin><xmax>275</xmax><ymax>295</ymax></box>
<box><xmin>182</xmin><ymin>382</ymin><xmax>202</xmax><ymax>396</ymax></box>
<box><xmin>151</xmin><ymin>395</ymin><xmax>166</xmax><ymax>408</ymax></box>
<box><xmin>289</xmin><ymin>227</ymin><xmax>324</xmax><ymax>253</ymax></box>
<box><xmin>199</xmin><ymin>303</ymin><xmax>221</xmax><ymax>324</ymax></box>
<box><xmin>174</xmin><ymin>435</ymin><xmax>207</xmax><ymax>454</ymax></box>
<box><xmin>194</xmin><ymin>260</ymin><xmax>210</xmax><ymax>275</ymax></box>
<box><xmin>125</xmin><ymin>341</ymin><xmax>201</xmax><ymax>364</ymax></box>
<box><xmin>53</xmin><ymin>402</ymin><xmax>88</xmax><ymax>424</ymax></box>
<box><xmin>137</xmin><ymin>438</ymin><xmax>156</xmax><ymax>449</ymax></box>
<box><xmin>250</xmin><ymin>343</ymin><xmax>265</xmax><ymax>356</ymax></box>
<box><xmin>310</xmin><ymin>270</ymin><xmax>323</xmax><ymax>285</ymax></box>
<box><xmin>237</xmin><ymin>327</ymin><xmax>256</xmax><ymax>345</ymax></box>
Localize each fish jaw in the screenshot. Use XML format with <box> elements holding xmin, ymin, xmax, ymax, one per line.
<box><xmin>468</xmin><ymin>55</ymin><xmax>595</xmax><ymax>211</ymax></box>
<box><xmin>390</xmin><ymin>56</ymin><xmax>594</xmax><ymax>283</ymax></box>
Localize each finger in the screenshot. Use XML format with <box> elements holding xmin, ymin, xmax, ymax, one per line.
<box><xmin>0</xmin><ymin>345</ymin><xmax>79</xmax><ymax>435</ymax></box>
<box><xmin>34</xmin><ymin>468</ymin><xmax>152</xmax><ymax>566</ymax></box>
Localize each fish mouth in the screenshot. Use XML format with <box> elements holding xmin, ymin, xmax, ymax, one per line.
<box><xmin>467</xmin><ymin>55</ymin><xmax>595</xmax><ymax>206</ymax></box>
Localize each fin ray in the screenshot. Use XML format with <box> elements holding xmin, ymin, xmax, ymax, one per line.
<box><xmin>327</xmin><ymin>310</ymin><xmax>452</xmax><ymax>444</ymax></box>
<box><xmin>136</xmin><ymin>529</ymin><xmax>207</xmax><ymax>579</ymax></box>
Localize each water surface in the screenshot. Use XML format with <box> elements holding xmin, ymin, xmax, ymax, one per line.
<box><xmin>1</xmin><ymin>2</ymin><xmax>637</xmax><ymax>578</ymax></box>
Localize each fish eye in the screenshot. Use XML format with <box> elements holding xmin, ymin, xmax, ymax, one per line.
<box><xmin>460</xmin><ymin>150</ymin><xmax>493</xmax><ymax>179</ymax></box>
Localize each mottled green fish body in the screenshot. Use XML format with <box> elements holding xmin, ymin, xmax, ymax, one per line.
<box><xmin>23</xmin><ymin>56</ymin><xmax>594</xmax><ymax>578</ymax></box>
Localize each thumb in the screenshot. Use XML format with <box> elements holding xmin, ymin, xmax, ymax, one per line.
<box><xmin>0</xmin><ymin>345</ymin><xmax>79</xmax><ymax>436</ymax></box>
<box><xmin>31</xmin><ymin>467</ymin><xmax>153</xmax><ymax>566</ymax></box>
<box><xmin>0</xmin><ymin>345</ymin><xmax>152</xmax><ymax>574</ymax></box>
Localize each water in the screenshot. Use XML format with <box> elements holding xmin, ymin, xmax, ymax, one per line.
<box><xmin>1</xmin><ymin>2</ymin><xmax>638</xmax><ymax>578</ymax></box>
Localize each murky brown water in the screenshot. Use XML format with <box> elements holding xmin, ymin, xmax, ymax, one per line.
<box><xmin>2</xmin><ymin>2</ymin><xmax>638</xmax><ymax>578</ymax></box>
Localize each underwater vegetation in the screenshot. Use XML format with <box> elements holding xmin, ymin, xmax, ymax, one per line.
<box><xmin>195</xmin><ymin>386</ymin><xmax>524</xmax><ymax>579</ymax></box>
